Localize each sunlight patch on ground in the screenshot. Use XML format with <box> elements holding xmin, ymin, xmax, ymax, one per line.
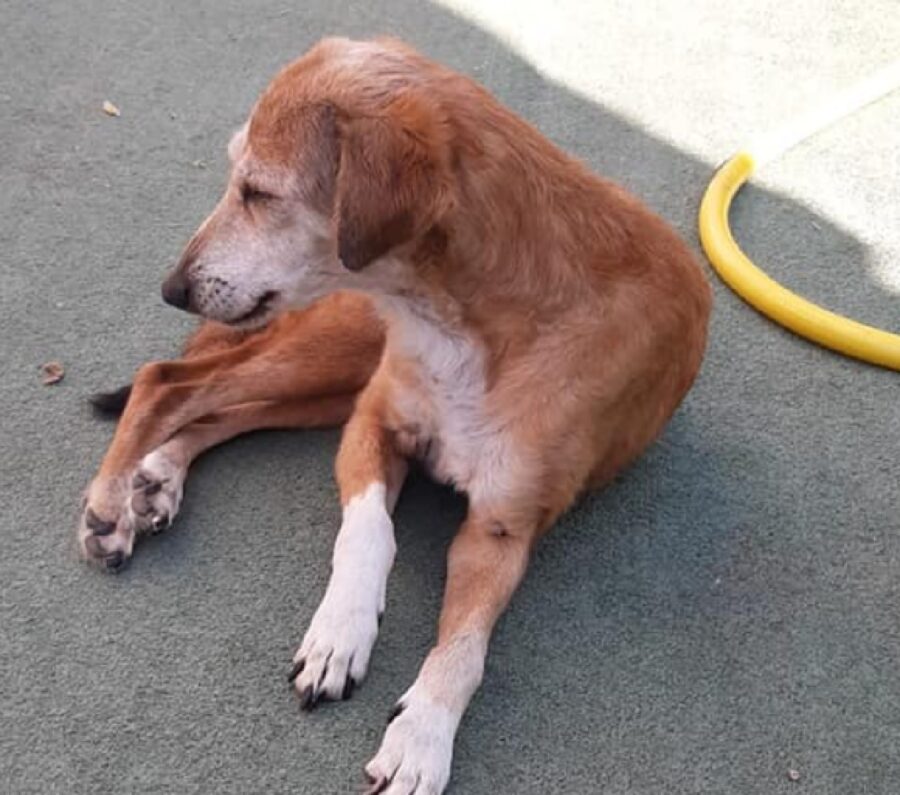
<box><xmin>432</xmin><ymin>0</ymin><xmax>899</xmax><ymax>159</ymax></box>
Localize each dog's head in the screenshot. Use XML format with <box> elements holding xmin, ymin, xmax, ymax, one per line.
<box><xmin>161</xmin><ymin>38</ymin><xmax>455</xmax><ymax>327</ymax></box>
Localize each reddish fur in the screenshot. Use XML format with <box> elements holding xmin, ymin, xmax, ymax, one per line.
<box><xmin>241</xmin><ymin>37</ymin><xmax>711</xmax><ymax>528</ymax></box>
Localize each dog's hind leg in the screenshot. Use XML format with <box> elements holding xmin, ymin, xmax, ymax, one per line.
<box><xmin>78</xmin><ymin>293</ymin><xmax>384</xmax><ymax>571</ymax></box>
<box><xmin>87</xmin><ymin>321</ymin><xmax>256</xmax><ymax>417</ymax></box>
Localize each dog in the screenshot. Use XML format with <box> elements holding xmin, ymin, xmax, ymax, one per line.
<box><xmin>77</xmin><ymin>37</ymin><xmax>712</xmax><ymax>794</ymax></box>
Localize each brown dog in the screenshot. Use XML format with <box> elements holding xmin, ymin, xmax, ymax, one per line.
<box><xmin>78</xmin><ymin>37</ymin><xmax>711</xmax><ymax>793</ymax></box>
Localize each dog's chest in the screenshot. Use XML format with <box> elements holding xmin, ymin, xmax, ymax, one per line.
<box><xmin>385</xmin><ymin>314</ymin><xmax>494</xmax><ymax>493</ymax></box>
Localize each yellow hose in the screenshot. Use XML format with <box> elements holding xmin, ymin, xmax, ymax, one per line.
<box><xmin>698</xmin><ymin>151</ymin><xmax>900</xmax><ymax>371</ymax></box>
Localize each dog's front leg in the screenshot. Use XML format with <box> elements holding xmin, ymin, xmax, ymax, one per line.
<box><xmin>78</xmin><ymin>303</ymin><xmax>382</xmax><ymax>571</ymax></box>
<box><xmin>115</xmin><ymin>393</ymin><xmax>360</xmax><ymax>550</ymax></box>
<box><xmin>364</xmin><ymin>505</ymin><xmax>540</xmax><ymax>795</ymax></box>
<box><xmin>77</xmin><ymin>340</ymin><xmax>283</xmax><ymax>571</ymax></box>
<box><xmin>290</xmin><ymin>389</ymin><xmax>407</xmax><ymax>707</ymax></box>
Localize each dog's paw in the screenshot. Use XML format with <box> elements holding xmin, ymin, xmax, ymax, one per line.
<box><xmin>129</xmin><ymin>448</ymin><xmax>185</xmax><ymax>535</ymax></box>
<box><xmin>364</xmin><ymin>688</ymin><xmax>457</xmax><ymax>795</ymax></box>
<box><xmin>78</xmin><ymin>448</ymin><xmax>187</xmax><ymax>572</ymax></box>
<box><xmin>289</xmin><ymin>586</ymin><xmax>381</xmax><ymax>709</ymax></box>
<box><xmin>77</xmin><ymin>476</ymin><xmax>137</xmax><ymax>572</ymax></box>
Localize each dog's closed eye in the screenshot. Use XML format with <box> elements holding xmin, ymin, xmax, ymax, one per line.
<box><xmin>240</xmin><ymin>183</ymin><xmax>276</xmax><ymax>205</ymax></box>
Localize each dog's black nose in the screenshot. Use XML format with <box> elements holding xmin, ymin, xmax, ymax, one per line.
<box><xmin>161</xmin><ymin>270</ymin><xmax>191</xmax><ymax>310</ymax></box>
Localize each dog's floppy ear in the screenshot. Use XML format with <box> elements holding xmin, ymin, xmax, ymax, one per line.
<box><xmin>334</xmin><ymin>98</ymin><xmax>451</xmax><ymax>271</ymax></box>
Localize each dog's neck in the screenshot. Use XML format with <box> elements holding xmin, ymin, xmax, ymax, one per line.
<box><xmin>373</xmin><ymin>279</ymin><xmax>485</xmax><ymax>389</ymax></box>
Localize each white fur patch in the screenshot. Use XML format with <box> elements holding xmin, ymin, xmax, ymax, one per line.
<box><xmin>379</xmin><ymin>295</ymin><xmax>524</xmax><ymax>504</ymax></box>
<box><xmin>331</xmin><ymin>482</ymin><xmax>396</xmax><ymax>615</ymax></box>
<box><xmin>293</xmin><ymin>482</ymin><xmax>396</xmax><ymax>698</ymax></box>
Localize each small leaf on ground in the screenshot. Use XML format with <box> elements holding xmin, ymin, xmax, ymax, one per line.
<box><xmin>41</xmin><ymin>361</ymin><xmax>65</xmax><ymax>385</ymax></box>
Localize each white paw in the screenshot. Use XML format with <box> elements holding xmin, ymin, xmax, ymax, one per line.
<box><xmin>289</xmin><ymin>579</ymin><xmax>381</xmax><ymax>707</ymax></box>
<box><xmin>364</xmin><ymin>688</ymin><xmax>458</xmax><ymax>795</ymax></box>
<box><xmin>78</xmin><ymin>446</ymin><xmax>187</xmax><ymax>572</ymax></box>
<box><xmin>128</xmin><ymin>448</ymin><xmax>186</xmax><ymax>534</ymax></box>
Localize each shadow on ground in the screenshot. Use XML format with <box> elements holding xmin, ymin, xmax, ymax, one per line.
<box><xmin>1</xmin><ymin>1</ymin><xmax>897</xmax><ymax>794</ymax></box>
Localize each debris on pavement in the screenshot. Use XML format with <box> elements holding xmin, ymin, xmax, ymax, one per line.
<box><xmin>41</xmin><ymin>361</ymin><xmax>65</xmax><ymax>385</ymax></box>
<box><xmin>102</xmin><ymin>100</ymin><xmax>121</xmax><ymax>117</ymax></box>
<box><xmin>787</xmin><ymin>768</ymin><xmax>801</xmax><ymax>782</ymax></box>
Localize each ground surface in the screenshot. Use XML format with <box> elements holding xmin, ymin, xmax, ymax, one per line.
<box><xmin>1</xmin><ymin>2</ymin><xmax>898</xmax><ymax>793</ymax></box>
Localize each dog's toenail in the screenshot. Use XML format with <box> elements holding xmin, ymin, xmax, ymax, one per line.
<box><xmin>386</xmin><ymin>702</ymin><xmax>404</xmax><ymax>724</ymax></box>
<box><xmin>364</xmin><ymin>774</ymin><xmax>389</xmax><ymax>794</ymax></box>
<box><xmin>288</xmin><ymin>660</ymin><xmax>305</xmax><ymax>683</ymax></box>
<box><xmin>103</xmin><ymin>551</ymin><xmax>126</xmax><ymax>571</ymax></box>
<box><xmin>299</xmin><ymin>684</ymin><xmax>316</xmax><ymax>710</ymax></box>
<box><xmin>342</xmin><ymin>675</ymin><xmax>356</xmax><ymax>700</ymax></box>
<box><xmin>85</xmin><ymin>508</ymin><xmax>116</xmax><ymax>536</ymax></box>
